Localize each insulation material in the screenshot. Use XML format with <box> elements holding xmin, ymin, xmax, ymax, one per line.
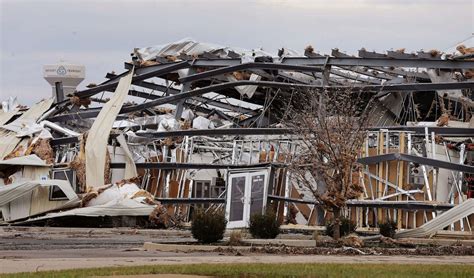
<box><xmin>27</xmin><ymin>138</ymin><xmax>54</xmax><ymax>164</ymax></box>
<box><xmin>181</xmin><ymin>109</ymin><xmax>195</xmax><ymax>121</ymax></box>
<box><xmin>0</xmin><ymin>98</ymin><xmax>54</xmax><ymax>159</ymax></box>
<box><xmin>86</xmin><ymin>183</ymin><xmax>141</xmax><ymax>207</ymax></box>
<box><xmin>70</xmin><ymin>134</ymin><xmax>86</xmax><ymax>192</ymax></box>
<box><xmin>85</xmin><ymin>69</ymin><xmax>133</xmax><ymax>188</ymax></box>
<box><xmin>104</xmin><ymin>150</ymin><xmax>111</xmax><ymax>185</ymax></box>
<box><xmin>227</xmin><ymin>73</ymin><xmax>262</xmax><ymax>98</ymax></box>
<box><xmin>116</xmin><ymin>134</ymin><xmax>138</xmax><ymax>179</ymax></box>
<box><xmin>12</xmin><ymin>180</ymin><xmax>157</xmax><ymax>223</ymax></box>
<box><xmin>3</xmin><ymin>142</ymin><xmax>27</xmax><ymax>160</ymax></box>
<box><xmin>157</xmin><ymin>117</ymin><xmax>180</xmax><ymax>132</ymax></box>
<box><xmin>69</xmin><ymin>96</ymin><xmax>91</xmax><ymax>108</ymax></box>
<box><xmin>192</xmin><ymin>116</ymin><xmax>215</xmax><ymax>130</ymax></box>
<box><xmin>149</xmin><ymin>204</ymin><xmax>182</xmax><ymax>228</ymax></box>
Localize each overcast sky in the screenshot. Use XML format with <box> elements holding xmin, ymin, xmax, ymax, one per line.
<box><xmin>1</xmin><ymin>0</ymin><xmax>473</xmax><ymax>105</ymax></box>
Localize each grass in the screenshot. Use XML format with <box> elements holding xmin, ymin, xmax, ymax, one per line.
<box><xmin>1</xmin><ymin>263</ymin><xmax>473</xmax><ymax>278</ymax></box>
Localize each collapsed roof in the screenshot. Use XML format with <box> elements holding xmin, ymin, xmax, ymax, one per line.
<box><xmin>0</xmin><ymin>39</ymin><xmax>473</xmax><ymax>232</ymax></box>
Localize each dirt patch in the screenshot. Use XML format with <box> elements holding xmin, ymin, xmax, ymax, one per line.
<box><xmin>213</xmin><ymin>245</ymin><xmax>474</xmax><ymax>256</ymax></box>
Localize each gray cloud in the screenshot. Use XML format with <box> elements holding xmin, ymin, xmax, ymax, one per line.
<box><xmin>1</xmin><ymin>0</ymin><xmax>472</xmax><ymax>105</ymax></box>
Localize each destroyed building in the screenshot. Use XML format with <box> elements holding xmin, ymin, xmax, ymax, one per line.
<box><xmin>0</xmin><ymin>39</ymin><xmax>473</xmax><ymax>237</ymax></box>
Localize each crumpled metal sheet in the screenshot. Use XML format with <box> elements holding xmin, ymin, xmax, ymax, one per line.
<box><xmin>0</xmin><ymin>110</ymin><xmax>18</xmax><ymax>126</ymax></box>
<box><xmin>0</xmin><ymin>98</ymin><xmax>54</xmax><ymax>159</ymax></box>
<box><xmin>14</xmin><ymin>198</ymin><xmax>156</xmax><ymax>224</ymax></box>
<box><xmin>116</xmin><ymin>134</ymin><xmax>138</xmax><ymax>179</ymax></box>
<box><xmin>136</xmin><ymin>38</ymin><xmax>272</xmax><ymax>62</ymax></box>
<box><xmin>0</xmin><ymin>179</ymin><xmax>79</xmax><ymax>207</ymax></box>
<box><xmin>0</xmin><ymin>154</ymin><xmax>50</xmax><ymax>168</ymax></box>
<box><xmin>85</xmin><ymin>69</ymin><xmax>134</xmax><ymax>188</ymax></box>
<box><xmin>395</xmin><ymin>199</ymin><xmax>474</xmax><ymax>238</ymax></box>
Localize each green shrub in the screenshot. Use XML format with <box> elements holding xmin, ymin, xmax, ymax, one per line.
<box><xmin>249</xmin><ymin>210</ymin><xmax>280</xmax><ymax>239</ymax></box>
<box><xmin>191</xmin><ymin>209</ymin><xmax>227</xmax><ymax>243</ymax></box>
<box><xmin>325</xmin><ymin>217</ymin><xmax>356</xmax><ymax>238</ymax></box>
<box><xmin>378</xmin><ymin>220</ymin><xmax>397</xmax><ymax>238</ymax></box>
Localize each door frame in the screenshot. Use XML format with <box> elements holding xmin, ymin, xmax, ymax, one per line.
<box><xmin>225</xmin><ymin>168</ymin><xmax>270</xmax><ymax>228</ymax></box>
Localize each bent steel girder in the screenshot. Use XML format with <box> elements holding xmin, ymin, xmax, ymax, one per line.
<box><xmin>185</xmin><ymin>56</ymin><xmax>474</xmax><ymax>70</ymax></box>
<box><xmin>358</xmin><ymin>153</ymin><xmax>474</xmax><ymax>174</ymax></box>
<box><xmin>50</xmin><ymin>127</ymin><xmax>291</xmax><ymax>146</ymax></box>
<box><xmin>131</xmin><ymin>127</ymin><xmax>292</xmax><ymax>139</ymax></box>
<box><xmin>333</xmin><ymin>49</ymin><xmax>428</xmax><ymax>80</ymax></box>
<box><xmin>110</xmin><ymin>162</ymin><xmax>277</xmax><ymax>170</ymax></box>
<box><xmin>367</xmin><ymin>126</ymin><xmax>474</xmax><ymax>136</ymax></box>
<box><xmin>106</xmin><ymin>73</ymin><xmax>260</xmax><ymax>116</ymax></box>
<box><xmin>180</xmin><ymin>57</ymin><xmax>471</xmax><ymax>85</ymax></box>
<box><xmin>48</xmin><ymin>80</ymin><xmax>474</xmax><ymax>122</ymax></box>
<box><xmin>282</xmin><ymin>56</ymin><xmax>474</xmax><ymax>69</ymax></box>
<box><xmin>267</xmin><ymin>195</ymin><xmax>454</xmax><ymax>210</ymax></box>
<box><xmin>179</xmin><ymin>62</ymin><xmax>326</xmax><ymax>83</ymax></box>
<box><xmin>328</xmin><ymin>68</ymin><xmax>382</xmax><ymax>84</ymax></box>
<box><xmin>74</xmin><ymin>61</ymin><xmax>190</xmax><ymax>99</ymax></box>
<box><xmin>331</xmin><ymin>49</ymin><xmax>397</xmax><ymax>80</ymax></box>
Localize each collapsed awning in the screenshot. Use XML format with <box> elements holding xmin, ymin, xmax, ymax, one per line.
<box><xmin>11</xmin><ymin>198</ymin><xmax>155</xmax><ymax>225</ymax></box>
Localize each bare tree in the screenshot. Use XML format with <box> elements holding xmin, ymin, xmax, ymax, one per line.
<box><xmin>284</xmin><ymin>88</ymin><xmax>380</xmax><ymax>240</ymax></box>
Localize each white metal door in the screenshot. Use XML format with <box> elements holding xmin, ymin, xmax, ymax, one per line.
<box><xmin>226</xmin><ymin>170</ymin><xmax>268</xmax><ymax>228</ymax></box>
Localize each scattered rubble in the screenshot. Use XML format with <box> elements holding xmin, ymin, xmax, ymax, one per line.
<box><xmin>0</xmin><ymin>39</ymin><xmax>472</xmax><ymax>240</ymax></box>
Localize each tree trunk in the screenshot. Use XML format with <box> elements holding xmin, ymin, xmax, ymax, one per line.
<box><xmin>333</xmin><ymin>207</ymin><xmax>341</xmax><ymax>240</ymax></box>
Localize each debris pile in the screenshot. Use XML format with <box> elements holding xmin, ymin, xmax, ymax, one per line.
<box><xmin>0</xmin><ymin>39</ymin><xmax>472</xmax><ymax>236</ymax></box>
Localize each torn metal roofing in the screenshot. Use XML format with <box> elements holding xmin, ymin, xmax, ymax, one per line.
<box><xmin>0</xmin><ymin>39</ymin><xmax>473</xmax><ymax>231</ymax></box>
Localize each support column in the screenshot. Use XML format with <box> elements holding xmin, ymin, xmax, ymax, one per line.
<box><xmin>54</xmin><ymin>81</ymin><xmax>64</xmax><ymax>103</ymax></box>
<box><xmin>174</xmin><ymin>68</ymin><xmax>196</xmax><ymax>120</ymax></box>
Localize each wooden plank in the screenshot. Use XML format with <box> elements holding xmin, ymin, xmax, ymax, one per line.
<box><xmin>397</xmin><ymin>132</ymin><xmax>405</xmax><ymax>229</ymax></box>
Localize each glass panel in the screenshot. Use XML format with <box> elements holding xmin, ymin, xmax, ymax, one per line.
<box><xmin>249</xmin><ymin>174</ymin><xmax>265</xmax><ymax>216</ymax></box>
<box><xmin>195</xmin><ymin>182</ymin><xmax>202</xmax><ymax>198</ymax></box>
<box><xmin>213</xmin><ymin>186</ymin><xmax>224</xmax><ymax>198</ymax></box>
<box><xmin>50</xmin><ymin>171</ymin><xmax>68</xmax><ymax>200</ymax></box>
<box><xmin>229</xmin><ymin>176</ymin><xmax>246</xmax><ymax>222</ymax></box>
<box><xmin>204</xmin><ymin>182</ymin><xmax>211</xmax><ymax>198</ymax></box>
<box><xmin>50</xmin><ymin>185</ymin><xmax>67</xmax><ymax>200</ymax></box>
